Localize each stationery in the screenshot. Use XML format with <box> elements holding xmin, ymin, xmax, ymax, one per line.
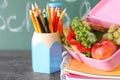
<box><xmin>36</xmin><ymin>14</ymin><xmax>46</xmax><ymax>33</ymax></box>
<box><xmin>29</xmin><ymin>10</ymin><xmax>39</xmax><ymax>33</ymax></box>
<box><xmin>31</xmin><ymin>4</ymin><xmax>42</xmax><ymax>33</ymax></box>
<box><xmin>52</xmin><ymin>7</ymin><xmax>57</xmax><ymax>32</ymax></box>
<box><xmin>54</xmin><ymin>9</ymin><xmax>60</xmax><ymax>32</ymax></box>
<box><xmin>34</xmin><ymin>3</ymin><xmax>46</xmax><ymax>31</ymax></box>
<box><xmin>47</xmin><ymin>5</ymin><xmax>53</xmax><ymax>33</ymax></box>
<box><xmin>29</xmin><ymin>2</ymin><xmax>66</xmax><ymax>35</ymax></box>
<box><xmin>30</xmin><ymin>2</ymin><xmax>63</xmax><ymax>74</ymax></box>
<box><xmin>57</xmin><ymin>8</ymin><xmax>66</xmax><ymax>36</ymax></box>
<box><xmin>43</xmin><ymin>9</ymin><xmax>50</xmax><ymax>33</ymax></box>
<box><xmin>64</xmin><ymin>58</ymin><xmax>120</xmax><ymax>79</ymax></box>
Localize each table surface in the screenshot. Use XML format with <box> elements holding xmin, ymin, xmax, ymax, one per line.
<box><xmin>0</xmin><ymin>51</ymin><xmax>60</xmax><ymax>80</ymax></box>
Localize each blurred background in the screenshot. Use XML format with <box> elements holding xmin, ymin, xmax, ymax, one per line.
<box><xmin>0</xmin><ymin>0</ymin><xmax>99</xmax><ymax>51</ymax></box>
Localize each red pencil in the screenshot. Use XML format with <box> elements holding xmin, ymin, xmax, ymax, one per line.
<box><xmin>52</xmin><ymin>7</ymin><xmax>57</xmax><ymax>32</ymax></box>
<box><xmin>54</xmin><ymin>9</ymin><xmax>60</xmax><ymax>32</ymax></box>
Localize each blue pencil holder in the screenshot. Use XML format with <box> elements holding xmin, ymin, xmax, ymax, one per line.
<box><xmin>31</xmin><ymin>32</ymin><xmax>62</xmax><ymax>73</ymax></box>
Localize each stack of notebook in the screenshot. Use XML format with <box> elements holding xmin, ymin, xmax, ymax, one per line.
<box><xmin>62</xmin><ymin>55</ymin><xmax>120</xmax><ymax>80</ymax></box>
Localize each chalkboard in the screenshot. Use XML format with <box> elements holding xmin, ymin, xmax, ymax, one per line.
<box><xmin>0</xmin><ymin>0</ymin><xmax>99</xmax><ymax>50</ymax></box>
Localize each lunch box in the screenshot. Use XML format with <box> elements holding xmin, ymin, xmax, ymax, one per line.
<box><xmin>65</xmin><ymin>0</ymin><xmax>120</xmax><ymax>71</ymax></box>
<box><xmin>65</xmin><ymin>46</ymin><xmax>120</xmax><ymax>71</ymax></box>
<box><xmin>87</xmin><ymin>0</ymin><xmax>120</xmax><ymax>28</ymax></box>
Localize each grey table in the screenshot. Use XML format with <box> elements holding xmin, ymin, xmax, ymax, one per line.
<box><xmin>0</xmin><ymin>51</ymin><xmax>60</xmax><ymax>80</ymax></box>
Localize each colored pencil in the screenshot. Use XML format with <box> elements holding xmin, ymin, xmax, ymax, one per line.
<box><xmin>54</xmin><ymin>9</ymin><xmax>60</xmax><ymax>32</ymax></box>
<box><xmin>58</xmin><ymin>8</ymin><xmax>66</xmax><ymax>24</ymax></box>
<box><xmin>34</xmin><ymin>3</ymin><xmax>46</xmax><ymax>32</ymax></box>
<box><xmin>32</xmin><ymin>4</ymin><xmax>42</xmax><ymax>33</ymax></box>
<box><xmin>52</xmin><ymin>7</ymin><xmax>58</xmax><ymax>32</ymax></box>
<box><xmin>43</xmin><ymin>9</ymin><xmax>50</xmax><ymax>33</ymax></box>
<box><xmin>47</xmin><ymin>5</ymin><xmax>53</xmax><ymax>33</ymax></box>
<box><xmin>30</xmin><ymin>2</ymin><xmax>66</xmax><ymax>34</ymax></box>
<box><xmin>57</xmin><ymin>8</ymin><xmax>66</xmax><ymax>35</ymax></box>
<box><xmin>29</xmin><ymin>10</ymin><xmax>39</xmax><ymax>33</ymax></box>
<box><xmin>36</xmin><ymin>13</ymin><xmax>46</xmax><ymax>33</ymax></box>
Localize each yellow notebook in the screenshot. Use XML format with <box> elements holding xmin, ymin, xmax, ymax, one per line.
<box><xmin>64</xmin><ymin>58</ymin><xmax>120</xmax><ymax>79</ymax></box>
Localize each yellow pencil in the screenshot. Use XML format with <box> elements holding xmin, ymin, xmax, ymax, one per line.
<box><xmin>47</xmin><ymin>5</ymin><xmax>53</xmax><ymax>33</ymax></box>
<box><xmin>29</xmin><ymin>10</ymin><xmax>39</xmax><ymax>33</ymax></box>
<box><xmin>33</xmin><ymin>11</ymin><xmax>42</xmax><ymax>33</ymax></box>
<box><xmin>32</xmin><ymin>4</ymin><xmax>42</xmax><ymax>33</ymax></box>
<box><xmin>58</xmin><ymin>8</ymin><xmax>66</xmax><ymax>24</ymax></box>
<box><xmin>57</xmin><ymin>8</ymin><xmax>66</xmax><ymax>35</ymax></box>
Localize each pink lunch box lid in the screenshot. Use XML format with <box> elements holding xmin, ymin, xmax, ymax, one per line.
<box><xmin>88</xmin><ymin>0</ymin><xmax>120</xmax><ymax>28</ymax></box>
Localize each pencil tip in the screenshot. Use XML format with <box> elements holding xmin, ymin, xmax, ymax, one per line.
<box><xmin>62</xmin><ymin>8</ymin><xmax>67</xmax><ymax>14</ymax></box>
<box><xmin>31</xmin><ymin>4</ymin><xmax>35</xmax><ymax>10</ymax></box>
<box><xmin>43</xmin><ymin>8</ymin><xmax>45</xmax><ymax>12</ymax></box>
<box><xmin>64</xmin><ymin>8</ymin><xmax>67</xmax><ymax>11</ymax></box>
<box><xmin>46</xmin><ymin>4</ymin><xmax>49</xmax><ymax>8</ymax></box>
<box><xmin>34</xmin><ymin>2</ymin><xmax>38</xmax><ymax>8</ymax></box>
<box><xmin>29</xmin><ymin>10</ymin><xmax>32</xmax><ymax>15</ymax></box>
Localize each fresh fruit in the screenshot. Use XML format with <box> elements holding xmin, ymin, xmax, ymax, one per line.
<box><xmin>107</xmin><ymin>24</ymin><xmax>117</xmax><ymax>33</ymax></box>
<box><xmin>114</xmin><ymin>38</ymin><xmax>120</xmax><ymax>45</ymax></box>
<box><xmin>91</xmin><ymin>39</ymin><xmax>118</xmax><ymax>60</ymax></box>
<box><xmin>113</xmin><ymin>31</ymin><xmax>120</xmax><ymax>38</ymax></box>
<box><xmin>102</xmin><ymin>24</ymin><xmax>120</xmax><ymax>45</ymax></box>
<box><xmin>102</xmin><ymin>33</ymin><xmax>113</xmax><ymax>40</ymax></box>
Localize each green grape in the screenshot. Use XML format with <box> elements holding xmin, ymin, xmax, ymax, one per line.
<box><xmin>108</xmin><ymin>24</ymin><xmax>117</xmax><ymax>33</ymax></box>
<box><xmin>106</xmin><ymin>33</ymin><xmax>114</xmax><ymax>40</ymax></box>
<box><xmin>102</xmin><ymin>33</ymin><xmax>108</xmax><ymax>39</ymax></box>
<box><xmin>115</xmin><ymin>38</ymin><xmax>120</xmax><ymax>45</ymax></box>
<box><xmin>113</xmin><ymin>31</ymin><xmax>120</xmax><ymax>38</ymax></box>
<box><xmin>103</xmin><ymin>33</ymin><xmax>113</xmax><ymax>40</ymax></box>
<box><xmin>113</xmin><ymin>38</ymin><xmax>117</xmax><ymax>43</ymax></box>
<box><xmin>117</xmin><ymin>28</ymin><xmax>120</xmax><ymax>33</ymax></box>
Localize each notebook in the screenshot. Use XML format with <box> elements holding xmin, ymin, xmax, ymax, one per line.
<box><xmin>64</xmin><ymin>58</ymin><xmax>120</xmax><ymax>79</ymax></box>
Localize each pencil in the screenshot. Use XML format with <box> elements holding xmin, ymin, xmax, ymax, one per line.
<box><xmin>52</xmin><ymin>7</ymin><xmax>58</xmax><ymax>32</ymax></box>
<box><xmin>57</xmin><ymin>8</ymin><xmax>66</xmax><ymax>35</ymax></box>
<box><xmin>58</xmin><ymin>8</ymin><xmax>66</xmax><ymax>24</ymax></box>
<box><xmin>36</xmin><ymin>13</ymin><xmax>46</xmax><ymax>33</ymax></box>
<box><xmin>54</xmin><ymin>9</ymin><xmax>60</xmax><ymax>32</ymax></box>
<box><xmin>29</xmin><ymin>10</ymin><xmax>38</xmax><ymax>33</ymax></box>
<box><xmin>32</xmin><ymin>4</ymin><xmax>42</xmax><ymax>33</ymax></box>
<box><xmin>33</xmin><ymin>11</ymin><xmax>42</xmax><ymax>33</ymax></box>
<box><xmin>57</xmin><ymin>8</ymin><xmax>66</xmax><ymax>36</ymax></box>
<box><xmin>34</xmin><ymin>3</ymin><xmax>46</xmax><ymax>32</ymax></box>
<box><xmin>43</xmin><ymin>9</ymin><xmax>50</xmax><ymax>33</ymax></box>
<box><xmin>47</xmin><ymin>5</ymin><xmax>53</xmax><ymax>33</ymax></box>
<box><xmin>57</xmin><ymin>20</ymin><xmax>63</xmax><ymax>36</ymax></box>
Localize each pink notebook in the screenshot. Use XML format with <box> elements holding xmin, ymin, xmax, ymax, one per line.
<box><xmin>66</xmin><ymin>73</ymin><xmax>112</xmax><ymax>80</ymax></box>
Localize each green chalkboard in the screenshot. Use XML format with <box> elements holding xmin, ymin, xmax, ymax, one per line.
<box><xmin>0</xmin><ymin>0</ymin><xmax>99</xmax><ymax>50</ymax></box>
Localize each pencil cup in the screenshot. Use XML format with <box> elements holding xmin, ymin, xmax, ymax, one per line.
<box><xmin>31</xmin><ymin>32</ymin><xmax>62</xmax><ymax>73</ymax></box>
